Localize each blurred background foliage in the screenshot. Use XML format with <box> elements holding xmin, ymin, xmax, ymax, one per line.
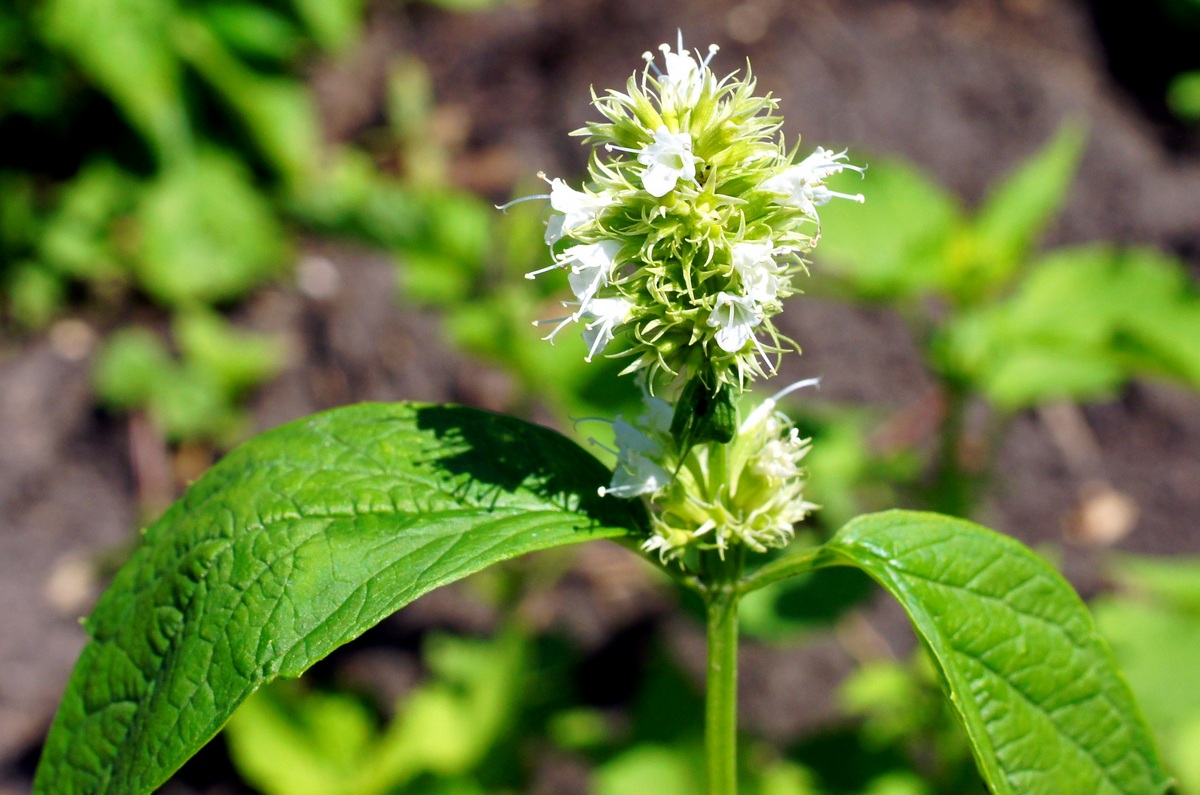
<box><xmin>3</xmin><ymin>0</ymin><xmax>1200</xmax><ymax>792</ymax></box>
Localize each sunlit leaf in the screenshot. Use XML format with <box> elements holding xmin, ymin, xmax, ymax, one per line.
<box><xmin>34</xmin><ymin>403</ymin><xmax>644</xmax><ymax>794</ymax></box>
<box><xmin>751</xmin><ymin>511</ymin><xmax>1169</xmax><ymax>794</ymax></box>
<box><xmin>825</xmin><ymin>512</ymin><xmax>1169</xmax><ymax>795</ymax></box>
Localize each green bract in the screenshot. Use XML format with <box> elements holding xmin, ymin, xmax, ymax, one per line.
<box><xmin>522</xmin><ymin>34</ymin><xmax>864</xmax><ymax>391</ymax></box>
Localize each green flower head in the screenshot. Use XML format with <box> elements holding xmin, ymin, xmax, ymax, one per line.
<box><xmin>516</xmin><ymin>33</ymin><xmax>864</xmax><ymax>393</ymax></box>
<box><xmin>600</xmin><ymin>379</ymin><xmax>821</xmax><ymax>562</ymax></box>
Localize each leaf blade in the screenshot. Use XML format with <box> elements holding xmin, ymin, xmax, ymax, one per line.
<box><xmin>35</xmin><ymin>402</ymin><xmax>644</xmax><ymax>795</ymax></box>
<box><xmin>825</xmin><ymin>510</ymin><xmax>1168</xmax><ymax>795</ymax></box>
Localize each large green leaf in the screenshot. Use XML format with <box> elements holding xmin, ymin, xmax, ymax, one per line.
<box><xmin>748</xmin><ymin>511</ymin><xmax>1169</xmax><ymax>794</ymax></box>
<box><xmin>34</xmin><ymin>402</ymin><xmax>644</xmax><ymax>794</ymax></box>
<box><xmin>830</xmin><ymin>512</ymin><xmax>1168</xmax><ymax>794</ymax></box>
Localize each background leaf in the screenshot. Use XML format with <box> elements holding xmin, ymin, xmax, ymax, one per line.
<box><xmin>969</xmin><ymin>122</ymin><xmax>1087</xmax><ymax>291</ymax></box>
<box><xmin>133</xmin><ymin>148</ymin><xmax>287</xmax><ymax>305</ymax></box>
<box><xmin>821</xmin><ymin>510</ymin><xmax>1168</xmax><ymax>795</ymax></box>
<box><xmin>40</xmin><ymin>0</ymin><xmax>188</xmax><ymax>159</ymax></box>
<box><xmin>226</xmin><ymin>629</ymin><xmax>529</xmax><ymax>795</ymax></box>
<box><xmin>939</xmin><ymin>245</ymin><xmax>1200</xmax><ymax>407</ymax></box>
<box><xmin>1094</xmin><ymin>555</ymin><xmax>1200</xmax><ymax>793</ymax></box>
<box><xmin>814</xmin><ymin>159</ymin><xmax>961</xmax><ymax>301</ymax></box>
<box><xmin>34</xmin><ymin>402</ymin><xmax>644</xmax><ymax>794</ymax></box>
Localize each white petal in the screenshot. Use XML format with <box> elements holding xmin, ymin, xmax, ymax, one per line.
<box><xmin>544</xmin><ymin>214</ymin><xmax>565</xmax><ymax>245</ymax></box>
<box><xmin>706</xmin><ymin>292</ymin><xmax>763</xmax><ymax>353</ymax></box>
<box><xmin>715</xmin><ymin>322</ymin><xmax>754</xmax><ymax>352</ymax></box>
<box><xmin>642</xmin><ymin>162</ymin><xmax>678</xmax><ymax>197</ymax></box>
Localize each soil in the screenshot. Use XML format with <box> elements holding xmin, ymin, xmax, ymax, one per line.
<box><xmin>3</xmin><ymin>0</ymin><xmax>1199</xmax><ymax>792</ymax></box>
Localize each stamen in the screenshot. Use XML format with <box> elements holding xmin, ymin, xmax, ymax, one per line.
<box><xmin>524</xmin><ymin>261</ymin><xmax>562</xmax><ymax>279</ymax></box>
<box><xmin>535</xmin><ymin>314</ymin><xmax>578</xmax><ymax>343</ymax></box>
<box><xmin>586</xmin><ymin>437</ymin><xmax>619</xmax><ymax>457</ymax></box>
<box><xmin>769</xmin><ymin>377</ymin><xmax>822</xmax><ymax>403</ymax></box>
<box><xmin>703</xmin><ymin>44</ymin><xmax>720</xmax><ymax>67</ymax></box>
<box><xmin>585</xmin><ymin>322</ymin><xmax>608</xmax><ymax>361</ymax></box>
<box><xmin>642</xmin><ymin>51</ymin><xmax>662</xmax><ymax>78</ymax></box>
<box><xmin>495</xmin><ymin>193</ymin><xmax>550</xmax><ymax>212</ymax></box>
<box><xmin>604</xmin><ymin>143</ymin><xmax>641</xmax><ymax>155</ymax></box>
<box><xmin>571</xmin><ymin>416</ymin><xmax>613</xmax><ymax>430</ymax></box>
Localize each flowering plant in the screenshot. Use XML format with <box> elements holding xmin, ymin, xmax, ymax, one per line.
<box><xmin>35</xmin><ymin>35</ymin><xmax>1166</xmax><ymax>795</ymax></box>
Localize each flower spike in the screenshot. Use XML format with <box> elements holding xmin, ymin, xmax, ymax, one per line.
<box><xmin>518</xmin><ymin>34</ymin><xmax>863</xmax><ymax>391</ymax></box>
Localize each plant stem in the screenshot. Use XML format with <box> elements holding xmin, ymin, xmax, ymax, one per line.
<box><xmin>705</xmin><ymin>569</ymin><xmax>741</xmax><ymax>795</ymax></box>
<box><xmin>932</xmin><ymin>381</ymin><xmax>972</xmax><ymax>516</ymax></box>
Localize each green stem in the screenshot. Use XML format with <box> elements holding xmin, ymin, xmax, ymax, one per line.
<box><xmin>702</xmin><ymin>549</ymin><xmax>743</xmax><ymax>795</ymax></box>
<box><xmin>932</xmin><ymin>381</ymin><xmax>972</xmax><ymax>516</ymax></box>
<box><xmin>738</xmin><ymin>545</ymin><xmax>838</xmax><ymax>595</ymax></box>
<box><xmin>706</xmin><ymin>584</ymin><xmax>739</xmax><ymax>795</ymax></box>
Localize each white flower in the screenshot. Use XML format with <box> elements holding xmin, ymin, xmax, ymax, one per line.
<box><xmin>597</xmin><ymin>392</ymin><xmax>674</xmax><ymax>499</ymax></box>
<box><xmin>753</xmin><ymin>427</ymin><xmax>807</xmax><ymax>481</ymax></box>
<box><xmin>545</xmin><ymin>179</ymin><xmax>611</xmax><ymax>244</ymax></box>
<box><xmin>560</xmin><ymin>240</ymin><xmax>622</xmax><ymax>310</ymax></box>
<box><xmin>643</xmin><ymin>32</ymin><xmax>718</xmax><ymax>106</ymax></box>
<box><xmin>638</xmin><ymin>127</ymin><xmax>700</xmax><ymax>197</ymax></box>
<box><xmin>706</xmin><ymin>291</ymin><xmax>763</xmax><ymax>352</ymax></box>
<box><xmin>661</xmin><ymin>44</ymin><xmax>699</xmax><ymax>94</ymax></box>
<box><xmin>760</xmin><ymin>146</ymin><xmax>865</xmax><ymax>219</ymax></box>
<box><xmin>604</xmin><ymin>450</ymin><xmax>671</xmax><ymax>498</ymax></box>
<box><xmin>730</xmin><ymin>241</ymin><xmax>782</xmax><ymax>303</ymax></box>
<box><xmin>581</xmin><ymin>296</ymin><xmax>632</xmax><ymax>361</ymax></box>
<box><xmin>739</xmin><ymin>377</ymin><xmax>821</xmax><ymax>438</ymax></box>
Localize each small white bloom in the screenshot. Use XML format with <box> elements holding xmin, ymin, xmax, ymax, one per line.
<box><xmin>706</xmin><ymin>291</ymin><xmax>763</xmax><ymax>352</ymax></box>
<box><xmin>638</xmin><ymin>127</ymin><xmax>700</xmax><ymax>197</ymax></box>
<box><xmin>661</xmin><ymin>44</ymin><xmax>699</xmax><ymax>94</ymax></box>
<box><xmin>760</xmin><ymin>146</ymin><xmax>865</xmax><ymax>219</ymax></box>
<box><xmin>753</xmin><ymin>428</ymin><xmax>807</xmax><ymax>481</ymax></box>
<box><xmin>560</xmin><ymin>240</ymin><xmax>622</xmax><ymax>310</ymax></box>
<box><xmin>581</xmin><ymin>296</ymin><xmax>633</xmax><ymax>361</ymax></box>
<box><xmin>643</xmin><ymin>32</ymin><xmax>718</xmax><ymax>106</ymax></box>
<box><xmin>638</xmin><ymin>392</ymin><xmax>674</xmax><ymax>437</ymax></box>
<box><xmin>545</xmin><ymin>179</ymin><xmax>611</xmax><ymax>245</ymax></box>
<box><xmin>731</xmin><ymin>241</ymin><xmax>782</xmax><ymax>303</ymax></box>
<box><xmin>604</xmin><ymin>451</ymin><xmax>669</xmax><ymax>498</ymax></box>
<box><xmin>740</xmin><ymin>377</ymin><xmax>821</xmax><ymax>437</ymax></box>
<box><xmin>601</xmin><ymin>416</ymin><xmax>671</xmax><ymax>498</ymax></box>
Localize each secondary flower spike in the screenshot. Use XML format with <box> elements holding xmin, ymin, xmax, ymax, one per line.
<box><xmin>513</xmin><ymin>34</ymin><xmax>865</xmax><ymax>392</ymax></box>
<box><xmin>606</xmin><ymin>378</ymin><xmax>822</xmax><ymax>562</ymax></box>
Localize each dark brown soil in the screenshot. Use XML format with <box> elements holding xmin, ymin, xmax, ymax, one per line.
<box><xmin>3</xmin><ymin>1</ymin><xmax>1199</xmax><ymax>792</ymax></box>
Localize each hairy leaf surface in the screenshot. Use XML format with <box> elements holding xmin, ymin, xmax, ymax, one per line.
<box><xmin>35</xmin><ymin>402</ymin><xmax>644</xmax><ymax>794</ymax></box>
